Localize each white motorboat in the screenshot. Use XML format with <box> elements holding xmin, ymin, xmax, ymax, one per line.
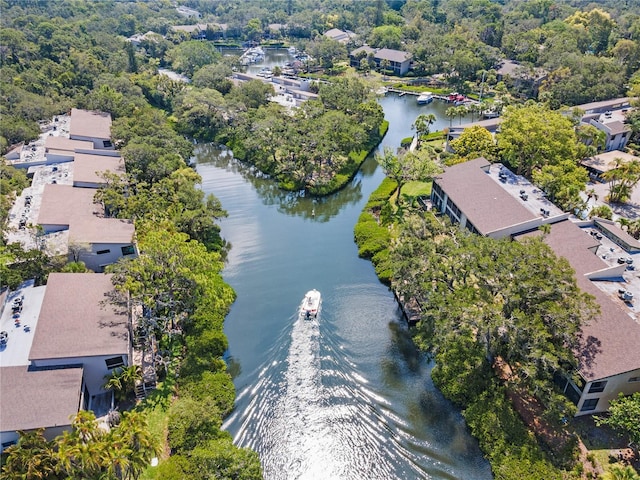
<box><xmin>416</xmin><ymin>91</ymin><xmax>433</xmax><ymax>104</ymax></box>
<box><xmin>301</xmin><ymin>289</ymin><xmax>321</xmax><ymax>319</ymax></box>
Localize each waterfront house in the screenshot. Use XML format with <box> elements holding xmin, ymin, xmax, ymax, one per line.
<box><xmin>37</xmin><ymin>184</ymin><xmax>137</xmax><ymax>272</ymax></box>
<box><xmin>0</xmin><ymin>366</ymin><xmax>83</xmax><ymax>451</ymax></box>
<box><xmin>431</xmin><ymin>158</ymin><xmax>640</xmax><ymax>415</ymax></box>
<box><xmin>349</xmin><ymin>46</ymin><xmax>412</xmax><ymax>76</ymax></box>
<box><xmin>0</xmin><ymin>273</ymin><xmax>131</xmax><ymax>451</ymax></box>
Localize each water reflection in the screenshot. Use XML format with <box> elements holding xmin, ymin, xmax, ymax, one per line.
<box><xmin>196</xmin><ymin>143</ymin><xmax>366</xmax><ymax>221</ymax></box>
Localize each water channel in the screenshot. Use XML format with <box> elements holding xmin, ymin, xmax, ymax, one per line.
<box><xmin>195</xmin><ymin>49</ymin><xmax>488</xmax><ymax>480</ymax></box>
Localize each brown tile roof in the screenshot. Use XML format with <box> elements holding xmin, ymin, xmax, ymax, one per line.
<box><xmin>73</xmin><ymin>153</ymin><xmax>125</xmax><ymax>186</ymax></box>
<box><xmin>528</xmin><ymin>220</ymin><xmax>608</xmax><ymax>276</ymax></box>
<box><xmin>523</xmin><ymin>220</ymin><xmax>640</xmax><ymax>380</ymax></box>
<box><xmin>37</xmin><ymin>185</ymin><xmax>134</xmax><ymax>243</ymax></box>
<box><xmin>574</xmin><ymin>276</ymin><xmax>640</xmax><ymax>381</ymax></box>
<box><xmin>434</xmin><ymin>157</ymin><xmax>537</xmax><ymax>235</ymax></box>
<box><xmin>0</xmin><ymin>366</ymin><xmax>82</xmax><ymax>432</ymax></box>
<box><xmin>602</xmin><ymin>120</ymin><xmax>631</xmax><ymax>136</ymax></box>
<box><xmin>45</xmin><ymin>137</ymin><xmax>93</xmax><ymax>153</ymax></box>
<box><xmin>69</xmin><ymin>109</ymin><xmax>112</xmax><ymax>141</ymax></box>
<box><xmin>29</xmin><ymin>273</ymin><xmax>129</xmax><ymax>361</ymax></box>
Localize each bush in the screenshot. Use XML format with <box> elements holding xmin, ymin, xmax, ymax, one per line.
<box><xmin>167</xmin><ymin>396</ymin><xmax>228</xmax><ymax>453</ymax></box>
<box><xmin>179</xmin><ymin>371</ymin><xmax>236</xmax><ymax>416</ymax></box>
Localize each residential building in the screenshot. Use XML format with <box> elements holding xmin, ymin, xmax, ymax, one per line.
<box><xmin>495</xmin><ymin>59</ymin><xmax>547</xmax><ymax>98</ymax></box>
<box><xmin>72</xmin><ymin>152</ymin><xmax>126</xmax><ymax>188</ymax></box>
<box><xmin>588</xmin><ymin>110</ymin><xmax>632</xmax><ymax>152</ymax></box>
<box><xmin>515</xmin><ymin>220</ymin><xmax>640</xmax><ymax>415</ymax></box>
<box><xmin>349</xmin><ymin>46</ymin><xmax>412</xmax><ymax>76</ymax></box>
<box><xmin>0</xmin><ymin>366</ymin><xmax>83</xmax><ymax>451</ymax></box>
<box><xmin>37</xmin><ymin>184</ymin><xmax>137</xmax><ymax>272</ymax></box>
<box><xmin>581</xmin><ymin>150</ymin><xmax>640</xmax><ymax>182</ymax></box>
<box><xmin>0</xmin><ymin>273</ymin><xmax>131</xmax><ymax>451</ymax></box>
<box><xmin>446</xmin><ymin>97</ymin><xmax>633</xmax><ymax>143</ymax></box>
<box><xmin>431</xmin><ymin>158</ymin><xmax>640</xmax><ymax>415</ymax></box>
<box><xmin>431</xmin><ymin>157</ymin><xmax>568</xmax><ymax>238</ymax></box>
<box><xmin>69</xmin><ymin>108</ymin><xmax>113</xmax><ymax>150</ymax></box>
<box><xmin>324</xmin><ymin>28</ymin><xmax>356</xmax><ymax>44</ymax></box>
<box><xmin>28</xmin><ymin>273</ymin><xmax>130</xmax><ymax>397</ymax></box>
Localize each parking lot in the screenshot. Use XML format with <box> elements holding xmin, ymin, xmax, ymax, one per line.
<box><xmin>0</xmin><ymin>281</ymin><xmax>46</xmax><ymax>367</ymax></box>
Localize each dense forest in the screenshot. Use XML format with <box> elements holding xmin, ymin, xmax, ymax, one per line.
<box><xmin>3</xmin><ymin>0</ymin><xmax>640</xmax><ymax>478</ymax></box>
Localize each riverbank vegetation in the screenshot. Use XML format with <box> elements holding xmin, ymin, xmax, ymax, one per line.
<box><xmin>226</xmin><ymin>77</ymin><xmax>387</xmax><ymax>194</ymax></box>
<box><xmin>3</xmin><ymin>0</ymin><xmax>640</xmax><ymax>477</ymax></box>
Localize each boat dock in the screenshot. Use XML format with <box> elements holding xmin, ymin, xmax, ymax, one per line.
<box><xmin>393</xmin><ymin>289</ymin><xmax>422</xmax><ymax>326</ymax></box>
<box><xmin>384</xmin><ymin>88</ymin><xmax>475</xmax><ymax>104</ymax></box>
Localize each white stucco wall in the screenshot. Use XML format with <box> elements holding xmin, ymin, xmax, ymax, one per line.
<box><xmin>576</xmin><ymin>368</ymin><xmax>640</xmax><ymax>416</ymax></box>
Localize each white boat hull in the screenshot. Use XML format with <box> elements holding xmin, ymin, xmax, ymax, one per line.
<box><xmin>301</xmin><ymin>289</ymin><xmax>321</xmax><ymax>319</ymax></box>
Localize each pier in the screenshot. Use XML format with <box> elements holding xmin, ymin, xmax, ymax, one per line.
<box><xmin>384</xmin><ymin>88</ymin><xmax>473</xmax><ymax>104</ymax></box>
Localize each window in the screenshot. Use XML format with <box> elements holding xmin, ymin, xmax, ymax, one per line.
<box><xmin>580</xmin><ymin>398</ymin><xmax>599</xmax><ymax>412</ymax></box>
<box><xmin>102</xmin><ymin>140</ymin><xmax>113</xmax><ymax>148</ymax></box>
<box><xmin>105</xmin><ymin>356</ymin><xmax>125</xmax><ymax>370</ymax></box>
<box><xmin>629</xmin><ymin>376</ymin><xmax>640</xmax><ymax>383</ymax></box>
<box><xmin>588</xmin><ymin>380</ymin><xmax>607</xmax><ymax>393</ymax></box>
<box><xmin>121</xmin><ymin>245</ymin><xmax>135</xmax><ymax>256</ymax></box>
<box><xmin>96</xmin><ymin>249</ymin><xmax>111</xmax><ymax>255</ymax></box>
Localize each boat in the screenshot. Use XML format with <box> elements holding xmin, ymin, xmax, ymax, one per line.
<box><xmin>288</xmin><ymin>45</ymin><xmax>297</xmax><ymax>55</ymax></box>
<box><xmin>300</xmin><ymin>289</ymin><xmax>321</xmax><ymax>319</ymax></box>
<box><xmin>416</xmin><ymin>91</ymin><xmax>433</xmax><ymax>105</ymax></box>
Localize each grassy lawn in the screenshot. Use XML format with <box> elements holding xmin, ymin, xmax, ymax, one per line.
<box><xmin>402</xmin><ymin>180</ymin><xmax>432</xmax><ymax>198</ymax></box>
<box><xmin>136</xmin><ymin>371</ymin><xmax>176</xmax><ymax>479</ymax></box>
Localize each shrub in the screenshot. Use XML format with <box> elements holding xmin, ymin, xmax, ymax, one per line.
<box><xmin>180</xmin><ymin>371</ymin><xmax>236</xmax><ymax>416</ymax></box>
<box><xmin>167</xmin><ymin>396</ymin><xmax>228</xmax><ymax>453</ymax></box>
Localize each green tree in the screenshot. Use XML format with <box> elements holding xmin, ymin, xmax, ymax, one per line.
<box><xmin>602</xmin><ymin>160</ymin><xmax>640</xmax><ymax>204</ymax></box>
<box><xmin>1</xmin><ymin>429</ymin><xmax>58</xmax><ymax>479</ymax></box>
<box><xmin>531</xmin><ymin>160</ymin><xmax>589</xmax><ymax>212</ymax></box>
<box><xmin>104</xmin><ymin>365</ymin><xmax>142</xmax><ymax>402</ymax></box>
<box><xmin>497</xmin><ymin>103</ymin><xmax>579</xmax><ymax>177</ymax></box>
<box><xmin>391</xmin><ymin>213</ymin><xmax>598</xmax><ymax>400</ymax></box>
<box><xmin>369</xmin><ymin>25</ymin><xmax>403</xmax><ymax>49</ymax></box>
<box><xmin>596</xmin><ymin>392</ymin><xmax>640</xmax><ymax>447</ymax></box>
<box><xmin>449</xmin><ymin>125</ymin><xmax>496</xmax><ymax>160</ymax></box>
<box><xmin>307</xmin><ymin>37</ymin><xmax>347</xmax><ymax>70</ymax></box>
<box><xmin>165</xmin><ymin>41</ymin><xmax>220</xmax><ymax>77</ymax></box>
<box><xmin>412</xmin><ymin>113</ymin><xmax>436</xmax><ymax>138</ymax></box>
<box><xmin>377</xmin><ymin>147</ymin><xmax>441</xmax><ymax>205</ymax></box>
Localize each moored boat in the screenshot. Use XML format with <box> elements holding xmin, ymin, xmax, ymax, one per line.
<box><xmin>416</xmin><ymin>91</ymin><xmax>433</xmax><ymax>104</ymax></box>
<box><xmin>300</xmin><ymin>289</ymin><xmax>321</xmax><ymax>319</ymax></box>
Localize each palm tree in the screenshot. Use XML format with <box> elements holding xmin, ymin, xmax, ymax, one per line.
<box><xmin>115</xmin><ymin>411</ymin><xmax>159</xmax><ymax>480</ymax></box>
<box><xmin>104</xmin><ymin>365</ymin><xmax>142</xmax><ymax>402</ymax></box>
<box><xmin>602</xmin><ymin>159</ymin><xmax>640</xmax><ymax>203</ymax></box>
<box><xmin>412</xmin><ymin>113</ymin><xmax>437</xmax><ymax>139</ymax></box>
<box><xmin>585</xmin><ymin>188</ymin><xmax>599</xmax><ymax>203</ymax></box>
<box><xmin>456</xmin><ymin>105</ymin><xmax>468</xmax><ymax>124</ymax></box>
<box><xmin>1</xmin><ymin>429</ymin><xmax>58</xmax><ymax>479</ymax></box>
<box><xmin>445</xmin><ymin>107</ymin><xmax>457</xmax><ymax>128</ymax></box>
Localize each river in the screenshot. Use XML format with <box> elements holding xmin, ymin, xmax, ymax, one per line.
<box><xmin>196</xmin><ymin>52</ymin><xmax>489</xmax><ymax>480</ymax></box>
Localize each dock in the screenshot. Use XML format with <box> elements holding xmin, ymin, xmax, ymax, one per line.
<box><xmin>393</xmin><ymin>289</ymin><xmax>422</xmax><ymax>326</ymax></box>
<box><xmin>384</xmin><ymin>88</ymin><xmax>478</xmax><ymax>105</ymax></box>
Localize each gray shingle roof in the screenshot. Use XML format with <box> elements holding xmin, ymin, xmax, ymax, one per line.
<box><xmin>69</xmin><ymin>109</ymin><xmax>112</xmax><ymax>141</ymax></box>
<box><xmin>29</xmin><ymin>273</ymin><xmax>129</xmax><ymax>361</ymax></box>
<box><xmin>434</xmin><ymin>157</ymin><xmax>537</xmax><ymax>235</ymax></box>
<box><xmin>0</xmin><ymin>365</ymin><xmax>82</xmax><ymax>432</ymax></box>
